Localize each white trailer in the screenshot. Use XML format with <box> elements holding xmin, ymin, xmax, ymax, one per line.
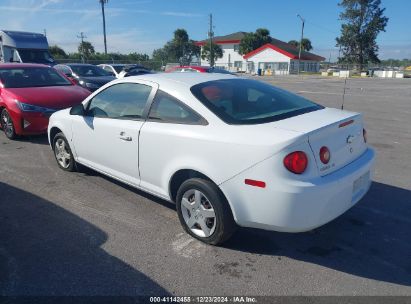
<box><xmin>0</xmin><ymin>30</ymin><xmax>55</xmax><ymax>65</ymax></box>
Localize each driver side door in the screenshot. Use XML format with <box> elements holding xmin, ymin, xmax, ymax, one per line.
<box><xmin>71</xmin><ymin>81</ymin><xmax>157</xmax><ymax>186</ymax></box>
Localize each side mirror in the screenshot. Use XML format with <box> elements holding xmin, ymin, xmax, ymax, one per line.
<box><xmin>70</xmin><ymin>103</ymin><xmax>85</xmax><ymax>116</ymax></box>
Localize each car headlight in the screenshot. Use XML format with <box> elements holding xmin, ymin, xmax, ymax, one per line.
<box><xmin>85</xmin><ymin>82</ymin><xmax>100</xmax><ymax>89</ymax></box>
<box><xmin>16</xmin><ymin>101</ymin><xmax>55</xmax><ymax>113</ymax></box>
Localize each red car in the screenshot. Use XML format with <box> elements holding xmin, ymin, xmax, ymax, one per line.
<box><xmin>0</xmin><ymin>63</ymin><xmax>90</xmax><ymax>139</ymax></box>
<box><xmin>165</xmin><ymin>65</ymin><xmax>236</xmax><ymax>75</ymax></box>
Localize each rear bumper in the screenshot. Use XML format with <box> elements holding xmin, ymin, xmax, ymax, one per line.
<box><xmin>219</xmin><ymin>147</ymin><xmax>375</xmax><ymax>232</ymax></box>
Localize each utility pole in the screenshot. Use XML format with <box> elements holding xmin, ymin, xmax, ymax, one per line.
<box><xmin>297</xmin><ymin>14</ymin><xmax>305</xmax><ymax>75</ymax></box>
<box><xmin>208</xmin><ymin>13</ymin><xmax>214</xmax><ymax>67</ymax></box>
<box><xmin>77</xmin><ymin>32</ymin><xmax>87</xmax><ymax>63</ymax></box>
<box><xmin>99</xmin><ymin>0</ymin><xmax>108</xmax><ymax>55</ymax></box>
<box><xmin>43</xmin><ymin>29</ymin><xmax>47</xmax><ymax>37</ymax></box>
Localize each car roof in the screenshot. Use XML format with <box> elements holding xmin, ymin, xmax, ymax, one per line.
<box><xmin>0</xmin><ymin>63</ymin><xmax>50</xmax><ymax>69</ymax></box>
<box><xmin>60</xmin><ymin>63</ymin><xmax>96</xmax><ymax>67</ymax></box>
<box><xmin>99</xmin><ymin>63</ymin><xmax>125</xmax><ymax>66</ymax></box>
<box><xmin>125</xmin><ymin>72</ymin><xmax>237</xmax><ymax>87</ymax></box>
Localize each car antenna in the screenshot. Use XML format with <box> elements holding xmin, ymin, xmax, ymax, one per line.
<box><xmin>341</xmin><ymin>77</ymin><xmax>347</xmax><ymax>110</ymax></box>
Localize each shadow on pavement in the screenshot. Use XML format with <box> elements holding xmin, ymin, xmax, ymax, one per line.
<box><xmin>23</xmin><ymin>134</ymin><xmax>50</xmax><ymax>145</ymax></box>
<box><xmin>224</xmin><ymin>181</ymin><xmax>411</xmax><ymax>287</ymax></box>
<box><xmin>77</xmin><ymin>166</ymin><xmax>176</xmax><ymax>212</ymax></box>
<box><xmin>0</xmin><ymin>181</ymin><xmax>170</xmax><ymax>296</ymax></box>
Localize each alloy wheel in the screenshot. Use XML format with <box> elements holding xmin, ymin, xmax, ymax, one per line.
<box><xmin>54</xmin><ymin>138</ymin><xmax>72</xmax><ymax>169</ymax></box>
<box><xmin>1</xmin><ymin>110</ymin><xmax>14</xmax><ymax>138</ymax></box>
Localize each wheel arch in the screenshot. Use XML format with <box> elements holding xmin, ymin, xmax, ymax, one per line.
<box><xmin>49</xmin><ymin>126</ymin><xmax>63</xmax><ymax>147</ymax></box>
<box><xmin>168</xmin><ymin>168</ymin><xmax>238</xmax><ymax>222</ymax></box>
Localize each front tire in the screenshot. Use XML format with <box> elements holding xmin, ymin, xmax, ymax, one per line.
<box><xmin>53</xmin><ymin>132</ymin><xmax>76</xmax><ymax>172</ymax></box>
<box><xmin>176</xmin><ymin>178</ymin><xmax>237</xmax><ymax>245</ymax></box>
<box><xmin>1</xmin><ymin>109</ymin><xmax>17</xmax><ymax>140</ymax></box>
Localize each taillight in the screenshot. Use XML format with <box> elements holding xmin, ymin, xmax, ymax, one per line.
<box><xmin>283</xmin><ymin>151</ymin><xmax>308</xmax><ymax>174</ymax></box>
<box><xmin>363</xmin><ymin>128</ymin><xmax>367</xmax><ymax>143</ymax></box>
<box><xmin>319</xmin><ymin>146</ymin><xmax>330</xmax><ymax>164</ymax></box>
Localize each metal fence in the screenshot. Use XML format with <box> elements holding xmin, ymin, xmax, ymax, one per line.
<box><xmin>54</xmin><ymin>58</ymin><xmax>411</xmax><ymax>76</ymax></box>
<box><xmin>55</xmin><ymin>58</ymin><xmax>165</xmax><ymax>71</ymax></box>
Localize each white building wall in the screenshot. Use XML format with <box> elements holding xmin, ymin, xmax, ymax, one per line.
<box><xmin>199</xmin><ymin>43</ymin><xmax>322</xmax><ymax>74</ymax></box>
<box><xmin>247</xmin><ymin>48</ymin><xmax>291</xmax><ymax>75</ymax></box>
<box><xmin>200</xmin><ymin>43</ymin><xmax>246</xmax><ymax>70</ymax></box>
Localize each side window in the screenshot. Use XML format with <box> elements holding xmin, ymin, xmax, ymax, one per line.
<box><xmin>183</xmin><ymin>68</ymin><xmax>198</xmax><ymax>73</ymax></box>
<box><xmin>87</xmin><ymin>83</ymin><xmax>152</xmax><ymax>119</ymax></box>
<box><xmin>148</xmin><ymin>90</ymin><xmax>206</xmax><ymax>125</ymax></box>
<box><xmin>56</xmin><ymin>65</ymin><xmax>71</xmax><ymax>76</ymax></box>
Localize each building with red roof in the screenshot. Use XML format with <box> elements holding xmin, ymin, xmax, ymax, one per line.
<box><xmin>195</xmin><ymin>32</ymin><xmax>325</xmax><ymax>75</ymax></box>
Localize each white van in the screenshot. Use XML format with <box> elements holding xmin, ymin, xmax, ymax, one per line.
<box><xmin>0</xmin><ymin>30</ymin><xmax>55</xmax><ymax>65</ymax></box>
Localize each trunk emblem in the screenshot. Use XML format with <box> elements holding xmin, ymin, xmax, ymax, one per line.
<box><xmin>347</xmin><ymin>135</ymin><xmax>355</xmax><ymax>144</ymax></box>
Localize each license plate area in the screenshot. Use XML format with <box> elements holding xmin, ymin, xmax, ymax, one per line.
<box><xmin>352</xmin><ymin>171</ymin><xmax>370</xmax><ymax>198</ymax></box>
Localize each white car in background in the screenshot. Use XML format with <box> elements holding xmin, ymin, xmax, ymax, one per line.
<box><xmin>98</xmin><ymin>63</ymin><xmax>126</xmax><ymax>78</ymax></box>
<box><xmin>98</xmin><ymin>64</ymin><xmax>152</xmax><ymax>78</ymax></box>
<box><xmin>47</xmin><ymin>73</ymin><xmax>375</xmax><ymax>245</ymax></box>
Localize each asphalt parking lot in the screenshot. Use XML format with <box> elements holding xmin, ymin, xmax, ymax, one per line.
<box><xmin>0</xmin><ymin>76</ymin><xmax>410</xmax><ymax>296</ymax></box>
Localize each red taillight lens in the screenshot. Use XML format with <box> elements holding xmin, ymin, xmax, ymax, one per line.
<box><xmin>283</xmin><ymin>151</ymin><xmax>308</xmax><ymax>174</ymax></box>
<box><xmin>363</xmin><ymin>128</ymin><xmax>367</xmax><ymax>143</ymax></box>
<box><xmin>319</xmin><ymin>146</ymin><xmax>330</xmax><ymax>164</ymax></box>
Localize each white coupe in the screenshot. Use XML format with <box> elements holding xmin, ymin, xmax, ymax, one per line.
<box><xmin>48</xmin><ymin>73</ymin><xmax>375</xmax><ymax>245</ymax></box>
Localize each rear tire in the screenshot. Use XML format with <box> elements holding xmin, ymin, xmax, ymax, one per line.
<box><xmin>1</xmin><ymin>109</ymin><xmax>17</xmax><ymax>140</ymax></box>
<box><xmin>176</xmin><ymin>178</ymin><xmax>237</xmax><ymax>245</ymax></box>
<box><xmin>52</xmin><ymin>132</ymin><xmax>76</xmax><ymax>172</ymax></box>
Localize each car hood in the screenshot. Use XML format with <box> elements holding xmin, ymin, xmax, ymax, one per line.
<box><xmin>6</xmin><ymin>86</ymin><xmax>90</xmax><ymax>109</ymax></box>
<box><xmin>79</xmin><ymin>76</ymin><xmax>115</xmax><ymax>84</ymax></box>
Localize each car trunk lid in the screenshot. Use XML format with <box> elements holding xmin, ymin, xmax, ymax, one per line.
<box><xmin>272</xmin><ymin>108</ymin><xmax>367</xmax><ymax>176</ymax></box>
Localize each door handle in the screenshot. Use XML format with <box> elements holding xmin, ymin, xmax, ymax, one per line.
<box><xmin>119</xmin><ymin>132</ymin><xmax>132</xmax><ymax>141</ymax></box>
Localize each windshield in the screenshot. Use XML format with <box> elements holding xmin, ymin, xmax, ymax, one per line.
<box><xmin>191</xmin><ymin>79</ymin><xmax>323</xmax><ymax>125</ymax></box>
<box><xmin>0</xmin><ymin>67</ymin><xmax>72</xmax><ymax>88</ymax></box>
<box><xmin>70</xmin><ymin>65</ymin><xmax>111</xmax><ymax>77</ymax></box>
<box><xmin>112</xmin><ymin>65</ymin><xmax>125</xmax><ymax>73</ymax></box>
<box><xmin>17</xmin><ymin>49</ymin><xmax>55</xmax><ymax>64</ymax></box>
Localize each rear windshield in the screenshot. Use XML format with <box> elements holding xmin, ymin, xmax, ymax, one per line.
<box><xmin>0</xmin><ymin>67</ymin><xmax>72</xmax><ymax>88</ymax></box>
<box><xmin>190</xmin><ymin>79</ymin><xmax>323</xmax><ymax>125</ymax></box>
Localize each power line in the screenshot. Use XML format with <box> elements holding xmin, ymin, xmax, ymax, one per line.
<box><xmin>304</xmin><ymin>19</ymin><xmax>340</xmax><ymax>35</ymax></box>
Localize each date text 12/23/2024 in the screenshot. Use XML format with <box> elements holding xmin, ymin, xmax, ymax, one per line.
<box><xmin>150</xmin><ymin>296</ymin><xmax>257</xmax><ymax>303</ymax></box>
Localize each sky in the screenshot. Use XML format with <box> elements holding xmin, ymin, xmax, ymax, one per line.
<box><xmin>0</xmin><ymin>0</ymin><xmax>410</xmax><ymax>61</ymax></box>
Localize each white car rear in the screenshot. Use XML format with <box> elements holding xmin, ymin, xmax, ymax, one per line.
<box><xmin>48</xmin><ymin>73</ymin><xmax>375</xmax><ymax>245</ymax></box>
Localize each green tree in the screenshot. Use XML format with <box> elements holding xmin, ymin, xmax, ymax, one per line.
<box><xmin>336</xmin><ymin>0</ymin><xmax>388</xmax><ymax>70</ymax></box>
<box><xmin>152</xmin><ymin>29</ymin><xmax>200</xmax><ymax>65</ymax></box>
<box><xmin>288</xmin><ymin>40</ymin><xmax>299</xmax><ymax>48</ymax></box>
<box><xmin>49</xmin><ymin>45</ymin><xmax>67</xmax><ymax>58</ymax></box>
<box><xmin>201</xmin><ymin>43</ymin><xmax>223</xmax><ymax>65</ymax></box>
<box><xmin>128</xmin><ymin>52</ymin><xmax>149</xmax><ymax>62</ymax></box>
<box><xmin>152</xmin><ymin>48</ymin><xmax>169</xmax><ymax>63</ymax></box>
<box><xmin>78</xmin><ymin>41</ymin><xmax>95</xmax><ymax>59</ymax></box>
<box><xmin>239</xmin><ymin>28</ymin><xmax>272</xmax><ymax>55</ymax></box>
<box><xmin>288</xmin><ymin>38</ymin><xmax>313</xmax><ymax>51</ymax></box>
